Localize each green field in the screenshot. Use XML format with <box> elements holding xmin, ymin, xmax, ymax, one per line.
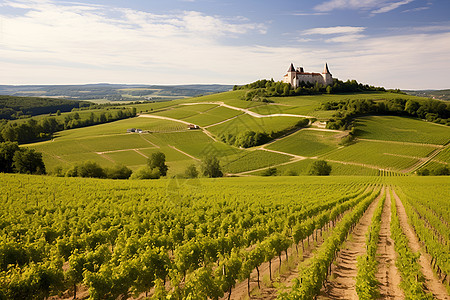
<box><xmin>27</xmin><ymin>116</ymin><xmax>243</xmax><ymax>174</ymax></box>
<box><xmin>249</xmin><ymin>158</ymin><xmax>379</xmax><ymax>176</ymax></box>
<box><xmin>355</xmin><ymin>115</ymin><xmax>450</xmax><ymax>145</ymax></box>
<box><xmin>11</xmin><ymin>92</ymin><xmax>447</xmax><ymax>177</ymax></box>
<box><xmin>151</xmin><ymin>103</ymin><xmax>218</xmax><ymax>120</ymax></box>
<box><xmin>266</xmin><ymin>129</ymin><xmax>341</xmax><ymax>157</ymax></box>
<box><xmin>207</xmin><ymin>114</ymin><xmax>301</xmax><ymax>137</ymax></box>
<box><xmin>183</xmin><ymin>106</ymin><xmax>243</xmax><ymax>127</ymax></box>
<box><xmin>323</xmin><ymin>140</ymin><xmax>436</xmax><ymax>171</ymax></box>
<box><xmin>221</xmin><ymin>149</ymin><xmax>291</xmax><ymax>173</ymax></box>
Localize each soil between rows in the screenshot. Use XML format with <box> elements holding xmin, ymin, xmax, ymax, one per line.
<box><xmin>317</xmin><ymin>188</ymin><xmax>384</xmax><ymax>300</ymax></box>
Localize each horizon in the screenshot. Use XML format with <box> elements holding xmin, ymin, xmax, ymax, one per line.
<box><xmin>1</xmin><ymin>0</ymin><xmax>449</xmax><ymax>90</ymax></box>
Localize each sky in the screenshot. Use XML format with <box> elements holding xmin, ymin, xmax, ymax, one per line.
<box><xmin>0</xmin><ymin>0</ymin><xmax>449</xmax><ymax>89</ymax></box>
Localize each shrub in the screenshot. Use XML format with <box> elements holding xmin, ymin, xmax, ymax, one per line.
<box><xmin>261</xmin><ymin>167</ymin><xmax>277</xmax><ymax>176</ymax></box>
<box><xmin>184</xmin><ymin>164</ymin><xmax>199</xmax><ymax>178</ymax></box>
<box><xmin>130</xmin><ymin>166</ymin><xmax>160</xmax><ymax>179</ymax></box>
<box><xmin>308</xmin><ymin>160</ymin><xmax>332</xmax><ymax>176</ymax></box>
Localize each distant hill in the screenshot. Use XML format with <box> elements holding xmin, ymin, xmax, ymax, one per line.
<box><xmin>404</xmin><ymin>89</ymin><xmax>450</xmax><ymax>101</ymax></box>
<box><xmin>0</xmin><ymin>84</ymin><xmax>233</xmax><ymax>101</ymax></box>
<box><xmin>0</xmin><ymin>95</ymin><xmax>87</xmax><ymax>119</ymax></box>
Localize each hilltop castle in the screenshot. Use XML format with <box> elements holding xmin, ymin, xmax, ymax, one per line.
<box><xmin>283</xmin><ymin>63</ymin><xmax>333</xmax><ymax>88</ymax></box>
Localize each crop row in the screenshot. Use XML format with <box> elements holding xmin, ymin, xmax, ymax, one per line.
<box><xmin>0</xmin><ymin>174</ymin><xmax>370</xmax><ymax>299</ymax></box>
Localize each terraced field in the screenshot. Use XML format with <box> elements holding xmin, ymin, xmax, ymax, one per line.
<box><xmin>323</xmin><ymin>140</ymin><xmax>436</xmax><ymax>171</ymax></box>
<box><xmin>355</xmin><ymin>115</ymin><xmax>450</xmax><ymax>145</ymax></box>
<box><xmin>20</xmin><ymin>91</ymin><xmax>449</xmax><ymax>177</ymax></box>
<box><xmin>207</xmin><ymin>114</ymin><xmax>302</xmax><ymax>137</ymax></box>
<box><xmin>266</xmin><ymin>129</ymin><xmax>341</xmax><ymax>157</ymax></box>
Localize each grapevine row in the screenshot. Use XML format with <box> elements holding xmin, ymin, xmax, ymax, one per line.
<box><xmin>355</xmin><ymin>188</ymin><xmax>386</xmax><ymax>299</ymax></box>
<box><xmin>389</xmin><ymin>189</ymin><xmax>434</xmax><ymax>299</ymax></box>
<box><xmin>278</xmin><ymin>187</ymin><xmax>381</xmax><ymax>299</ymax></box>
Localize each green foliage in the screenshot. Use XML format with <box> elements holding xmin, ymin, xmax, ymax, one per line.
<box><xmin>308</xmin><ymin>160</ymin><xmax>331</xmax><ymax>175</ymax></box>
<box><xmin>201</xmin><ymin>156</ymin><xmax>223</xmax><ymax>178</ymax></box>
<box><xmin>389</xmin><ymin>190</ymin><xmax>434</xmax><ymax>299</ymax></box>
<box><xmin>147</xmin><ymin>151</ymin><xmax>168</xmax><ymax>176</ymax></box>
<box><xmin>0</xmin><ymin>95</ymin><xmax>84</xmax><ymax>120</ymax></box>
<box><xmin>355</xmin><ymin>192</ymin><xmax>385</xmax><ymax>299</ymax></box>
<box><xmin>0</xmin><ymin>142</ymin><xmax>20</xmax><ymax>173</ymax></box>
<box><xmin>184</xmin><ymin>164</ymin><xmax>199</xmax><ymax>178</ymax></box>
<box><xmin>0</xmin><ymin>142</ymin><xmax>45</xmax><ymax>174</ymax></box>
<box><xmin>66</xmin><ymin>161</ymin><xmax>106</xmax><ymax>178</ymax></box>
<box><xmin>218</xmin><ymin>118</ymin><xmax>309</xmax><ymax>149</ymax></box>
<box><xmin>130</xmin><ymin>166</ymin><xmax>160</xmax><ymax>179</ymax></box>
<box><xmin>65</xmin><ymin>161</ymin><xmax>132</xmax><ymax>179</ymax></box>
<box><xmin>234</xmin><ymin>78</ymin><xmax>384</xmax><ymax>99</ymax></box>
<box><xmin>0</xmin><ymin>108</ymin><xmax>136</xmax><ymax>144</ymax></box>
<box><xmin>261</xmin><ymin>167</ymin><xmax>277</xmax><ymax>176</ymax></box>
<box><xmin>323</xmin><ymin>97</ymin><xmax>449</xmax><ymax>129</ymax></box>
<box><xmin>105</xmin><ymin>164</ymin><xmax>133</xmax><ymax>179</ymax></box>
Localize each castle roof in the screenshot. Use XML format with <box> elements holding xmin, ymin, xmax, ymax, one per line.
<box><xmin>322</xmin><ymin>63</ymin><xmax>331</xmax><ymax>74</ymax></box>
<box><xmin>287</xmin><ymin>63</ymin><xmax>295</xmax><ymax>72</ymax></box>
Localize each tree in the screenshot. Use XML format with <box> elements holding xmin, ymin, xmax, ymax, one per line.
<box><xmin>12</xmin><ymin>148</ymin><xmax>46</xmax><ymax>174</ymax></box>
<box><xmin>148</xmin><ymin>152</ymin><xmax>168</xmax><ymax>176</ymax></box>
<box><xmin>184</xmin><ymin>164</ymin><xmax>199</xmax><ymax>178</ymax></box>
<box><xmin>308</xmin><ymin>160</ymin><xmax>331</xmax><ymax>176</ymax></box>
<box><xmin>0</xmin><ymin>141</ymin><xmax>20</xmax><ymax>173</ymax></box>
<box><xmin>261</xmin><ymin>167</ymin><xmax>277</xmax><ymax>176</ymax></box>
<box><xmin>76</xmin><ymin>161</ymin><xmax>105</xmax><ymax>178</ymax></box>
<box><xmin>130</xmin><ymin>166</ymin><xmax>160</xmax><ymax>179</ymax></box>
<box><xmin>201</xmin><ymin>156</ymin><xmax>223</xmax><ymax>178</ymax></box>
<box><xmin>105</xmin><ymin>164</ymin><xmax>132</xmax><ymax>179</ymax></box>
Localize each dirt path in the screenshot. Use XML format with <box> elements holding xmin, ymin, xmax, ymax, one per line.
<box><xmin>138</xmin><ymin>113</ymin><xmax>193</xmax><ymax>125</ymax></box>
<box><xmin>375</xmin><ymin>188</ymin><xmax>404</xmax><ymax>299</ymax></box>
<box><xmin>392</xmin><ymin>190</ymin><xmax>450</xmax><ymax>300</ymax></box>
<box><xmin>317</xmin><ymin>188</ymin><xmax>384</xmax><ymax>300</ymax></box>
<box><xmin>180</xmin><ymin>102</ymin><xmax>314</xmax><ymax>119</ymax></box>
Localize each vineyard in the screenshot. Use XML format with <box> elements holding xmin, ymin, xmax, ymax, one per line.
<box><xmin>0</xmin><ymin>174</ymin><xmax>448</xmax><ymax>299</ymax></box>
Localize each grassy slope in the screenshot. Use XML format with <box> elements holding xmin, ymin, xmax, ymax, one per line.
<box><xmin>266</xmin><ymin>129</ymin><xmax>341</xmax><ymax>157</ymax></box>
<box><xmin>207</xmin><ymin>114</ymin><xmax>301</xmax><ymax>137</ymax></box>
<box><xmin>22</xmin><ymin>90</ymin><xmax>450</xmax><ymax>176</ymax></box>
<box><xmin>355</xmin><ymin>115</ymin><xmax>450</xmax><ymax>145</ymax></box>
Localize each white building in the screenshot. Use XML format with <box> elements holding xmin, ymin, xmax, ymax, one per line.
<box><xmin>283</xmin><ymin>63</ymin><xmax>333</xmax><ymax>88</ymax></box>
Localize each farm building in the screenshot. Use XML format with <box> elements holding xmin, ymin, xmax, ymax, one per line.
<box><xmin>126</xmin><ymin>128</ymin><xmax>136</xmax><ymax>133</ymax></box>
<box><xmin>188</xmin><ymin>124</ymin><xmax>200</xmax><ymax>130</ymax></box>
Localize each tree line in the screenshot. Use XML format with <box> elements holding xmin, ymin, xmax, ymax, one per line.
<box><xmin>0</xmin><ymin>95</ymin><xmax>88</xmax><ymax>120</ymax></box>
<box><xmin>0</xmin><ymin>107</ymin><xmax>137</xmax><ymax>144</ymax></box>
<box><xmin>323</xmin><ymin>98</ymin><xmax>450</xmax><ymax>130</ymax></box>
<box><xmin>219</xmin><ymin>119</ymin><xmax>309</xmax><ymax>148</ymax></box>
<box><xmin>233</xmin><ymin>79</ymin><xmax>385</xmax><ymax>101</ymax></box>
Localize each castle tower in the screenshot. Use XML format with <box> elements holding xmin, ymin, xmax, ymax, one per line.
<box><xmin>286</xmin><ymin>63</ymin><xmax>297</xmax><ymax>88</ymax></box>
<box><xmin>322</xmin><ymin>63</ymin><xmax>333</xmax><ymax>85</ymax></box>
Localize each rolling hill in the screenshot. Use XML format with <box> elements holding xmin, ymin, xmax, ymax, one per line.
<box><xmin>18</xmin><ymin>89</ymin><xmax>449</xmax><ymax>177</ymax></box>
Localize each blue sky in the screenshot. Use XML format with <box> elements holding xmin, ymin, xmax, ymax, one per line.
<box><xmin>0</xmin><ymin>0</ymin><xmax>449</xmax><ymax>89</ymax></box>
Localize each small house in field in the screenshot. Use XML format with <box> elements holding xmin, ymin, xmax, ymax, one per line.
<box><xmin>127</xmin><ymin>128</ymin><xmax>136</xmax><ymax>133</ymax></box>
<box><xmin>137</xmin><ymin>129</ymin><xmax>143</xmax><ymax>133</ymax></box>
<box><xmin>188</xmin><ymin>124</ymin><xmax>200</xmax><ymax>130</ymax></box>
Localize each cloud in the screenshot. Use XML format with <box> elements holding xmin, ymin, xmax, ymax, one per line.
<box><xmin>315</xmin><ymin>0</ymin><xmax>415</xmax><ymax>14</ymax></box>
<box><xmin>314</xmin><ymin>0</ymin><xmax>381</xmax><ymax>12</ymax></box>
<box><xmin>402</xmin><ymin>6</ymin><xmax>430</xmax><ymax>12</ymax></box>
<box><xmin>326</xmin><ymin>34</ymin><xmax>366</xmax><ymax>42</ymax></box>
<box><xmin>290</xmin><ymin>12</ymin><xmax>329</xmax><ymax>16</ymax></box>
<box><xmin>302</xmin><ymin>26</ymin><xmax>366</xmax><ymax>35</ymax></box>
<box><xmin>371</xmin><ymin>0</ymin><xmax>413</xmax><ymax>14</ymax></box>
<box><xmin>0</xmin><ymin>0</ymin><xmax>449</xmax><ymax>89</ymax></box>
